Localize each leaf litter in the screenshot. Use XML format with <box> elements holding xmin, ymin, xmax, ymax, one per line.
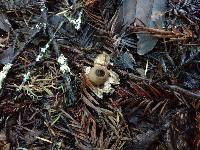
<box><xmin>0</xmin><ymin>0</ymin><xmax>200</xmax><ymax>149</ymax></box>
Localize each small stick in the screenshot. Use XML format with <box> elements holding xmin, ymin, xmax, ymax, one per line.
<box><xmin>162</xmin><ymin>84</ymin><xmax>200</xmax><ymax>100</ymax></box>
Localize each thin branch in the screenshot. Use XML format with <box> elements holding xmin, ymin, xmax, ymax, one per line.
<box><xmin>161</xmin><ymin>84</ymin><xmax>200</xmax><ymax>100</ymax></box>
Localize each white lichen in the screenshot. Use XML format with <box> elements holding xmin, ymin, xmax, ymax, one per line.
<box><xmin>22</xmin><ymin>71</ymin><xmax>31</xmax><ymax>83</ymax></box>
<box><xmin>17</xmin><ymin>71</ymin><xmax>31</xmax><ymax>91</ymax></box>
<box><xmin>41</xmin><ymin>5</ymin><xmax>46</xmax><ymax>12</ymax></box>
<box><xmin>57</xmin><ymin>54</ymin><xmax>71</xmax><ymax>74</ymax></box>
<box><xmin>36</xmin><ymin>54</ymin><xmax>43</xmax><ymax>62</ymax></box>
<box><xmin>36</xmin><ymin>44</ymin><xmax>49</xmax><ymax>62</ymax></box>
<box><xmin>64</xmin><ymin>11</ymin><xmax>83</xmax><ymax>30</ymax></box>
<box><xmin>35</xmin><ymin>24</ymin><xmax>40</xmax><ymax>29</ymax></box>
<box><xmin>74</xmin><ymin>11</ymin><xmax>83</xmax><ymax>30</ymax></box>
<box><xmin>0</xmin><ymin>63</ymin><xmax>12</xmax><ymax>89</ymax></box>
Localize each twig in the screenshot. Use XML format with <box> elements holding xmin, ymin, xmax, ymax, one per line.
<box><xmin>161</xmin><ymin>84</ymin><xmax>200</xmax><ymax>100</ymax></box>
<box><xmin>117</xmin><ymin>69</ymin><xmax>150</xmax><ymax>82</ymax></box>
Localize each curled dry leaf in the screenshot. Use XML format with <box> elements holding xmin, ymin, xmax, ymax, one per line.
<box><xmin>0</xmin><ymin>30</ymin><xmax>9</xmax><ymax>48</ymax></box>
<box><xmin>0</xmin><ymin>13</ymin><xmax>11</xmax><ymax>32</ymax></box>
<box><xmin>0</xmin><ymin>13</ymin><xmax>11</xmax><ymax>47</ymax></box>
<box><xmin>115</xmin><ymin>0</ymin><xmax>167</xmax><ymax>55</ymax></box>
<box><xmin>0</xmin><ymin>46</ymin><xmax>15</xmax><ymax>65</ymax></box>
<box><xmin>0</xmin><ymin>13</ymin><xmax>12</xmax><ymax>64</ymax></box>
<box><xmin>135</xmin><ymin>0</ymin><xmax>167</xmax><ymax>55</ymax></box>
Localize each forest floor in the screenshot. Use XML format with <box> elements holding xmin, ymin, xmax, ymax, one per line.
<box><xmin>0</xmin><ymin>0</ymin><xmax>200</xmax><ymax>149</ymax></box>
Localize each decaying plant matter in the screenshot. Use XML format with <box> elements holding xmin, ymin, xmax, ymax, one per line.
<box><xmin>0</xmin><ymin>0</ymin><xmax>199</xmax><ymax>149</ymax></box>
